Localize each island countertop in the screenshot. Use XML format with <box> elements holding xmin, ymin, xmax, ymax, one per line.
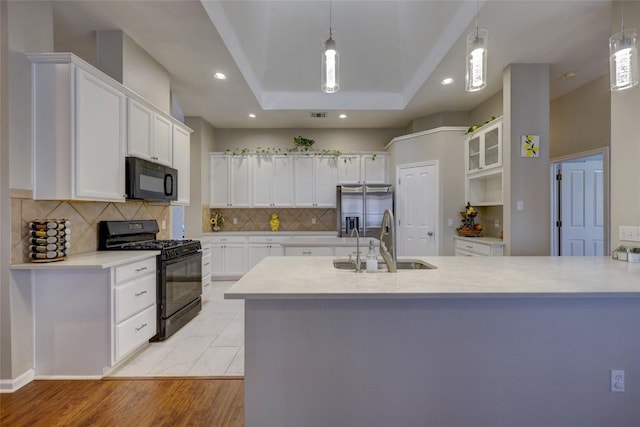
<box><xmin>225</xmin><ymin>256</ymin><xmax>640</xmax><ymax>299</ymax></box>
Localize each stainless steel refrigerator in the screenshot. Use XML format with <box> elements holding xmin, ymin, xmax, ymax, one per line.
<box><xmin>336</xmin><ymin>184</ymin><xmax>394</xmax><ymax>237</ymax></box>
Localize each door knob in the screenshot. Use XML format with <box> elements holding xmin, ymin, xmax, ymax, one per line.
<box><xmin>427</xmin><ymin>231</ymin><xmax>434</xmax><ymax>236</ymax></box>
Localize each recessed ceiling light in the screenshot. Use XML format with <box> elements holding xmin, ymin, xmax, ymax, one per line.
<box><xmin>441</xmin><ymin>77</ymin><xmax>454</xmax><ymax>85</ymax></box>
<box><xmin>213</xmin><ymin>72</ymin><xmax>227</xmax><ymax>80</ymax></box>
<box><xmin>561</xmin><ymin>72</ymin><xmax>576</xmax><ymax>80</ymax></box>
<box><xmin>248</xmin><ymin>113</ymin><xmax>256</xmax><ymax>118</ymax></box>
<box><xmin>339</xmin><ymin>114</ymin><xmax>347</xmax><ymax>119</ymax></box>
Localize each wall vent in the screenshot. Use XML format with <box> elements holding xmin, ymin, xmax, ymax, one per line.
<box><xmin>310</xmin><ymin>112</ymin><xmax>327</xmax><ymax>118</ymax></box>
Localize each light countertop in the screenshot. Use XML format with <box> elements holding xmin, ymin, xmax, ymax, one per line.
<box><xmin>225</xmin><ymin>256</ymin><xmax>640</xmax><ymax>299</ymax></box>
<box><xmin>10</xmin><ymin>250</ymin><xmax>160</xmax><ymax>270</ymax></box>
<box><xmin>280</xmin><ymin>237</ymin><xmax>379</xmax><ymax>247</ymax></box>
<box><xmin>453</xmin><ymin>236</ymin><xmax>505</xmax><ymax>245</ymax></box>
<box><xmin>197</xmin><ymin>231</ymin><xmax>336</xmax><ymax>239</ymax></box>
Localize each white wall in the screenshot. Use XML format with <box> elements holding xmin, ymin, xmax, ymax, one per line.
<box><xmin>184</xmin><ymin>117</ymin><xmax>216</xmax><ymax>237</ymax></box>
<box><xmin>387</xmin><ymin>128</ymin><xmax>466</xmax><ymax>255</ymax></box>
<box><xmin>550</xmin><ymin>75</ymin><xmax>610</xmax><ymax>160</ymax></box>
<box><xmin>214</xmin><ymin>128</ymin><xmax>402</xmax><ymax>154</ymax></box>
<box><xmin>503</xmin><ymin>64</ymin><xmax>551</xmax><ymax>255</ymax></box>
<box><xmin>610</xmin><ymin>1</ymin><xmax>640</xmax><ymax>248</ymax></box>
<box><xmin>3</xmin><ymin>0</ymin><xmax>54</xmax><ymax>383</ymax></box>
<box><xmin>96</xmin><ymin>30</ymin><xmax>171</xmax><ymax>114</ymax></box>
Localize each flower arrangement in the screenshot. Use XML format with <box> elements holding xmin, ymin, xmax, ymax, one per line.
<box><xmin>293</xmin><ymin>136</ymin><xmax>315</xmax><ymax>150</ymax></box>
<box><xmin>210</xmin><ymin>212</ymin><xmax>225</xmax><ymax>231</ymax></box>
<box><xmin>465</xmin><ymin>116</ymin><xmax>498</xmax><ymax>135</ymax></box>
<box><xmin>457</xmin><ymin>202</ymin><xmax>482</xmax><ymax>236</ymax></box>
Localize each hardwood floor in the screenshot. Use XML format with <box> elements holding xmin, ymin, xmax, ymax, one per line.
<box><xmin>1</xmin><ymin>378</ymin><xmax>244</xmax><ymax>426</ymax></box>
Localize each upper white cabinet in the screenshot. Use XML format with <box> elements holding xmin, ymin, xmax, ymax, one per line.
<box><xmin>172</xmin><ymin>124</ymin><xmax>192</xmax><ymax>205</ymax></box>
<box><xmin>464</xmin><ymin>117</ymin><xmax>503</xmax><ymax>206</ymax></box>
<box><xmin>127</xmin><ymin>98</ymin><xmax>172</xmax><ymax>166</ymax></box>
<box><xmin>30</xmin><ymin>54</ymin><xmax>126</xmax><ymax>202</ymax></box>
<box><xmin>293</xmin><ymin>155</ymin><xmax>338</xmax><ymax>207</ymax></box>
<box><xmin>337</xmin><ymin>153</ymin><xmax>388</xmax><ymax>184</ymax></box>
<box><xmin>252</xmin><ymin>155</ymin><xmax>294</xmax><ymax>207</ymax></box>
<box><xmin>209</xmin><ymin>154</ymin><xmax>252</xmax><ymax>207</ymax></box>
<box><xmin>465</xmin><ymin>118</ymin><xmax>502</xmax><ymax>174</ymax></box>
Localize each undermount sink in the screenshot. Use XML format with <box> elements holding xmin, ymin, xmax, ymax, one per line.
<box><xmin>332</xmin><ymin>259</ymin><xmax>436</xmax><ymax>271</ymax></box>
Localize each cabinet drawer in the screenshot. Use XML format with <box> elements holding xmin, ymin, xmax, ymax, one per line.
<box><xmin>202</xmin><ymin>253</ymin><xmax>212</xmax><ymax>276</ymax></box>
<box><xmin>115</xmin><ymin>257</ymin><xmax>156</xmax><ymax>284</ymax></box>
<box><xmin>455</xmin><ymin>240</ymin><xmax>491</xmax><ymax>256</ymax></box>
<box><xmin>115</xmin><ymin>304</ymin><xmax>156</xmax><ymax>361</ymax></box>
<box><xmin>284</xmin><ymin>246</ymin><xmax>333</xmax><ymax>256</ymax></box>
<box><xmin>208</xmin><ymin>236</ymin><xmax>247</xmax><ymax>245</ymax></box>
<box><xmin>114</xmin><ymin>273</ymin><xmax>157</xmax><ymax>323</ymax></box>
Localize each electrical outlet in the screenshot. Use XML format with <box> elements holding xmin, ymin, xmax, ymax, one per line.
<box><xmin>448</xmin><ymin>218</ymin><xmax>454</xmax><ymax>227</ymax></box>
<box><xmin>233</xmin><ymin>217</ymin><xmax>238</xmax><ymax>225</ymax></box>
<box><xmin>494</xmin><ymin>219</ymin><xmax>500</xmax><ymax>228</ymax></box>
<box><xmin>611</xmin><ymin>369</ymin><xmax>625</xmax><ymax>392</ymax></box>
<box><xmin>311</xmin><ymin>217</ymin><xmax>317</xmax><ymax>225</ymax></box>
<box><xmin>516</xmin><ymin>200</ymin><xmax>524</xmax><ymax>211</ymax></box>
<box><xmin>619</xmin><ymin>226</ymin><xmax>640</xmax><ymax>242</ymax></box>
<box><xmin>161</xmin><ymin>220</ymin><xmax>166</xmax><ymax>230</ymax></box>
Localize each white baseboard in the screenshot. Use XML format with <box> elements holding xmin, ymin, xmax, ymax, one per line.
<box><xmin>34</xmin><ymin>374</ymin><xmax>103</xmax><ymax>380</ymax></box>
<box><xmin>0</xmin><ymin>369</ymin><xmax>35</xmax><ymax>393</ymax></box>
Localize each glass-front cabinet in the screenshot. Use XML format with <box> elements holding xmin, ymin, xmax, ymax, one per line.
<box><xmin>465</xmin><ymin>118</ymin><xmax>502</xmax><ymax>174</ymax></box>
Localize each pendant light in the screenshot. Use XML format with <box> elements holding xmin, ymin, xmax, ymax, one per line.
<box><xmin>322</xmin><ymin>1</ymin><xmax>340</xmax><ymax>93</ymax></box>
<box><xmin>465</xmin><ymin>0</ymin><xmax>488</xmax><ymax>92</ymax></box>
<box><xmin>609</xmin><ymin>1</ymin><xmax>638</xmax><ymax>91</ymax></box>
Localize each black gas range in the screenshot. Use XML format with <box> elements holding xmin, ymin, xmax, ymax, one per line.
<box><xmin>99</xmin><ymin>220</ymin><xmax>202</xmax><ymax>341</ymax></box>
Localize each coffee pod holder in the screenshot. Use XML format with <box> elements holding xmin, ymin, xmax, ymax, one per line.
<box><xmin>28</xmin><ymin>219</ymin><xmax>70</xmax><ymax>263</ymax></box>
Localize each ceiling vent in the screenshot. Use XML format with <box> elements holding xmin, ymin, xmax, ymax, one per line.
<box><xmin>310</xmin><ymin>112</ymin><xmax>327</xmax><ymax>118</ymax></box>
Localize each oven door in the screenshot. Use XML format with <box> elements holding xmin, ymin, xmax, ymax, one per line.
<box><xmin>159</xmin><ymin>251</ymin><xmax>202</xmax><ymax>319</ymax></box>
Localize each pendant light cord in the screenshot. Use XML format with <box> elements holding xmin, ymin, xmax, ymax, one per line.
<box><xmin>329</xmin><ymin>0</ymin><xmax>333</xmax><ymax>38</ymax></box>
<box><xmin>475</xmin><ymin>0</ymin><xmax>479</xmax><ymax>37</ymax></box>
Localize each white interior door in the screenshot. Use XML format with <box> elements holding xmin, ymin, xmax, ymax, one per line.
<box><xmin>560</xmin><ymin>159</ymin><xmax>604</xmax><ymax>256</ymax></box>
<box><xmin>396</xmin><ymin>162</ymin><xmax>438</xmax><ymax>256</ymax></box>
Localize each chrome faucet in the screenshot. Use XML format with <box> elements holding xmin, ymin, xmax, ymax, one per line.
<box><xmin>350</xmin><ymin>227</ymin><xmax>362</xmax><ymax>273</ymax></box>
<box><xmin>379</xmin><ymin>208</ymin><xmax>397</xmax><ymax>272</ymax></box>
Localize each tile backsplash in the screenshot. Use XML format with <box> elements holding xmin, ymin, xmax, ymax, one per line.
<box><xmin>11</xmin><ymin>196</ymin><xmax>170</xmax><ymax>263</ymax></box>
<box><xmin>205</xmin><ymin>208</ymin><xmax>336</xmax><ymax>233</ymax></box>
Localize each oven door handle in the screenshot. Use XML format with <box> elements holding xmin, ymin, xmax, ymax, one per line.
<box><xmin>164</xmin><ymin>174</ymin><xmax>174</xmax><ymax>197</ymax></box>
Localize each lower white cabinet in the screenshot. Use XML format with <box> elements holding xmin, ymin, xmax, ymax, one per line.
<box><xmin>284</xmin><ymin>246</ymin><xmax>334</xmax><ymax>256</ymax></box>
<box><xmin>201</xmin><ymin>244</ymin><xmax>212</xmax><ymax>301</ymax></box>
<box><xmin>454</xmin><ymin>236</ymin><xmax>504</xmax><ymax>256</ymax></box>
<box><xmin>248</xmin><ymin>236</ymin><xmax>285</xmax><ymax>270</ymax></box>
<box><xmin>209</xmin><ymin>236</ymin><xmax>248</xmax><ymax>279</ymax></box>
<box><xmin>114</xmin><ymin>305</ymin><xmax>156</xmax><ymax>362</ymax></box>
<box><xmin>112</xmin><ymin>257</ymin><xmax>157</xmax><ymax>363</ymax></box>
<box><xmin>18</xmin><ymin>253</ymin><xmax>158</xmax><ymax>377</ymax></box>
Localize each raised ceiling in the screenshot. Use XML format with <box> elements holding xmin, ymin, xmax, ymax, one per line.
<box><xmin>51</xmin><ymin>0</ymin><xmax>613</xmax><ymax>129</ymax></box>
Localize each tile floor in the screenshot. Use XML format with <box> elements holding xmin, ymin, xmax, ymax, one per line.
<box><xmin>109</xmin><ymin>281</ymin><xmax>244</xmax><ymax>377</ymax></box>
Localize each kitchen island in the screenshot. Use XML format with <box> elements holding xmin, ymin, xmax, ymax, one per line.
<box><xmin>226</xmin><ymin>256</ymin><xmax>640</xmax><ymax>427</ymax></box>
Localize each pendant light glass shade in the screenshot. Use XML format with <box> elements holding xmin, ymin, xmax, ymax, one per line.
<box><xmin>465</xmin><ymin>29</ymin><xmax>488</xmax><ymax>92</ymax></box>
<box><xmin>322</xmin><ymin>36</ymin><xmax>340</xmax><ymax>93</ymax></box>
<box><xmin>609</xmin><ymin>29</ymin><xmax>639</xmax><ymax>91</ymax></box>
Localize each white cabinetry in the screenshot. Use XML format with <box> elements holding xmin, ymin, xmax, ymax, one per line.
<box><xmin>30</xmin><ymin>54</ymin><xmax>126</xmax><ymax>202</ymax></box>
<box><xmin>201</xmin><ymin>244</ymin><xmax>212</xmax><ymax>301</ymax></box>
<box><xmin>210</xmin><ymin>236</ymin><xmax>247</xmax><ymax>279</ymax></box>
<box><xmin>252</xmin><ymin>155</ymin><xmax>294</xmax><ymax>207</ymax></box>
<box><xmin>294</xmin><ymin>155</ymin><xmax>338</xmax><ymax>207</ymax></box>
<box><xmin>454</xmin><ymin>236</ymin><xmax>504</xmax><ymax>257</ymax></box>
<box><xmin>172</xmin><ymin>124</ymin><xmax>192</xmax><ymax>205</ymax></box>
<box><xmin>21</xmin><ymin>253</ymin><xmax>158</xmax><ymax>376</ymax></box>
<box><xmin>284</xmin><ymin>246</ymin><xmax>334</xmax><ymax>256</ymax></box>
<box><xmin>248</xmin><ymin>236</ymin><xmax>285</xmax><ymax>270</ymax></box>
<box><xmin>337</xmin><ymin>153</ymin><xmax>388</xmax><ymax>184</ymax></box>
<box><xmin>465</xmin><ymin>118</ymin><xmax>503</xmax><ymax>206</ymax></box>
<box><xmin>113</xmin><ymin>257</ymin><xmax>157</xmax><ymax>362</ymax></box>
<box><xmin>209</xmin><ymin>154</ymin><xmax>252</xmax><ymax>207</ymax></box>
<box><xmin>126</xmin><ymin>98</ymin><xmax>173</xmax><ymax>166</ymax></box>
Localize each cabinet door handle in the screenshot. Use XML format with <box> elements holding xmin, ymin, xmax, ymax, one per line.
<box><xmin>134</xmin><ymin>290</ymin><xmax>147</xmax><ymax>297</ymax></box>
<box><xmin>466</xmin><ymin>245</ymin><xmax>473</xmax><ymax>249</ymax></box>
<box><xmin>135</xmin><ymin>266</ymin><xmax>148</xmax><ymax>272</ymax></box>
<box><xmin>302</xmin><ymin>251</ymin><xmax>312</xmax><ymax>255</ymax></box>
<box><xmin>135</xmin><ymin>323</ymin><xmax>148</xmax><ymax>331</ymax></box>
<box><xmin>204</xmin><ymin>262</ymin><xmax>210</xmax><ymax>266</ymax></box>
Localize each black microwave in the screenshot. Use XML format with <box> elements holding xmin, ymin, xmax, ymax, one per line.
<box><xmin>125</xmin><ymin>157</ymin><xmax>178</xmax><ymax>202</ymax></box>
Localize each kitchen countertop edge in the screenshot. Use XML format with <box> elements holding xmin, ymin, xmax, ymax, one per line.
<box><xmin>9</xmin><ymin>250</ymin><xmax>161</xmax><ymax>270</ymax></box>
